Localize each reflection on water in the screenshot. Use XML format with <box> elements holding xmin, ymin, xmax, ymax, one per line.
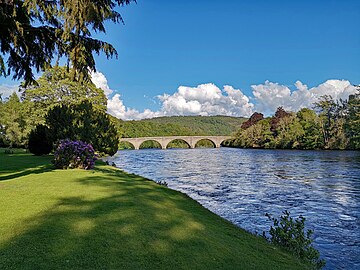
<box><xmin>107</xmin><ymin>148</ymin><xmax>360</xmax><ymax>269</ymax></box>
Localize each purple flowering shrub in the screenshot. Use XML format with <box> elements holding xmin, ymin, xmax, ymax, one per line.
<box><xmin>53</xmin><ymin>139</ymin><xmax>97</xmax><ymax>169</ymax></box>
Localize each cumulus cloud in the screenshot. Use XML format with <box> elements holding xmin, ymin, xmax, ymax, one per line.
<box><xmin>158</xmin><ymin>83</ymin><xmax>254</xmax><ymax>117</ymax></box>
<box><xmin>107</xmin><ymin>94</ymin><xmax>162</xmax><ymax>120</ymax></box>
<box><xmin>252</xmin><ymin>79</ymin><xmax>357</xmax><ymax>114</ymax></box>
<box><xmin>91</xmin><ymin>71</ymin><xmax>113</xmax><ymax>96</ymax></box>
<box><xmin>91</xmin><ymin>70</ymin><xmax>357</xmax><ymax>120</ymax></box>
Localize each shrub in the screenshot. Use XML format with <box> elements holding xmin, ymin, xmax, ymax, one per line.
<box><xmin>263</xmin><ymin>210</ymin><xmax>325</xmax><ymax>269</ymax></box>
<box><xmin>4</xmin><ymin>148</ymin><xmax>14</xmax><ymax>154</ymax></box>
<box><xmin>28</xmin><ymin>125</ymin><xmax>52</xmax><ymax>156</ymax></box>
<box><xmin>53</xmin><ymin>139</ymin><xmax>96</xmax><ymax>169</ymax></box>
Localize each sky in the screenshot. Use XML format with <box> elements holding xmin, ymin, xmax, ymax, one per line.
<box><xmin>1</xmin><ymin>0</ymin><xmax>360</xmax><ymax>119</ymax></box>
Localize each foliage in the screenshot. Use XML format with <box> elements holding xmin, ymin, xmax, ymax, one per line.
<box><xmin>0</xmin><ymin>93</ymin><xmax>28</xmax><ymax>147</ymax></box>
<box><xmin>115</xmin><ymin>115</ymin><xmax>246</xmax><ymax>138</ymax></box>
<box><xmin>264</xmin><ymin>211</ymin><xmax>325</xmax><ymax>269</ymax></box>
<box><xmin>270</xmin><ymin>107</ymin><xmax>292</xmax><ymax>134</ymax></box>
<box><xmin>231</xmin><ymin>118</ymin><xmax>272</xmax><ymax>148</ymax></box>
<box><xmin>46</xmin><ymin>101</ymin><xmax>119</xmax><ymax>155</ymax></box>
<box><xmin>21</xmin><ymin>66</ymin><xmax>107</xmax><ymax>126</ymax></box>
<box><xmin>272</xmin><ymin>114</ymin><xmax>304</xmax><ymax>149</ymax></box>
<box><xmin>0</xmin><ymin>0</ymin><xmax>135</xmax><ymax>85</ymax></box>
<box><xmin>297</xmin><ymin>108</ymin><xmax>324</xmax><ymax>149</ymax></box>
<box><xmin>345</xmin><ymin>90</ymin><xmax>360</xmax><ymax>149</ymax></box>
<box><xmin>28</xmin><ymin>125</ymin><xmax>52</xmax><ymax>156</ymax></box>
<box><xmin>53</xmin><ymin>139</ymin><xmax>96</xmax><ymax>169</ymax></box>
<box><xmin>313</xmin><ymin>95</ymin><xmax>338</xmax><ymax>148</ymax></box>
<box><xmin>241</xmin><ymin>112</ymin><xmax>264</xmax><ymax>130</ymax></box>
<box><xmin>230</xmin><ymin>94</ymin><xmax>360</xmax><ymax>150</ymax></box>
<box><xmin>3</xmin><ymin>148</ymin><xmax>14</xmax><ymax>154</ymax></box>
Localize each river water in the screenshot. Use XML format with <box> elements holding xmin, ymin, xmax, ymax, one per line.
<box><xmin>107</xmin><ymin>148</ymin><xmax>360</xmax><ymax>269</ymax></box>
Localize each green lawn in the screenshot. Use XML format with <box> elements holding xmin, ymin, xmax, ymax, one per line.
<box><xmin>0</xmin><ymin>149</ymin><xmax>309</xmax><ymax>269</ymax></box>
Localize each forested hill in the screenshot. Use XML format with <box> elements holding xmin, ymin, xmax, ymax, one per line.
<box><xmin>113</xmin><ymin>116</ymin><xmax>247</xmax><ymax>138</ymax></box>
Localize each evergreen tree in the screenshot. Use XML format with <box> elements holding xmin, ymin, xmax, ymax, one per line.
<box><xmin>46</xmin><ymin>101</ymin><xmax>119</xmax><ymax>155</ymax></box>
<box><xmin>0</xmin><ymin>0</ymin><xmax>135</xmax><ymax>85</ymax></box>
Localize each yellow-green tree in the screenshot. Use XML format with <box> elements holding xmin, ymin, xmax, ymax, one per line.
<box><xmin>21</xmin><ymin>66</ymin><xmax>107</xmax><ymax>126</ymax></box>
<box><xmin>0</xmin><ymin>93</ymin><xmax>28</xmax><ymax>147</ymax></box>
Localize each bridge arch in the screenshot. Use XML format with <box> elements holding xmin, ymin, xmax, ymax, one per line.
<box><xmin>118</xmin><ymin>141</ymin><xmax>135</xmax><ymax>150</ymax></box>
<box><xmin>139</xmin><ymin>140</ymin><xmax>163</xmax><ymax>149</ymax></box>
<box><xmin>194</xmin><ymin>138</ymin><xmax>216</xmax><ymax>148</ymax></box>
<box><xmin>166</xmin><ymin>139</ymin><xmax>191</xmax><ymax>149</ymax></box>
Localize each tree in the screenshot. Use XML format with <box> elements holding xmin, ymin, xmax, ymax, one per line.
<box><xmin>313</xmin><ymin>95</ymin><xmax>337</xmax><ymax>148</ymax></box>
<box><xmin>46</xmin><ymin>101</ymin><xmax>119</xmax><ymax>155</ymax></box>
<box><xmin>270</xmin><ymin>107</ymin><xmax>291</xmax><ymax>134</ymax></box>
<box><xmin>0</xmin><ymin>92</ymin><xmax>28</xmax><ymax>147</ymax></box>
<box><xmin>272</xmin><ymin>114</ymin><xmax>304</xmax><ymax>149</ymax></box>
<box><xmin>234</xmin><ymin>118</ymin><xmax>272</xmax><ymax>148</ymax></box>
<box><xmin>28</xmin><ymin>124</ymin><xmax>52</xmax><ymax>155</ymax></box>
<box><xmin>21</xmin><ymin>66</ymin><xmax>107</xmax><ymax>126</ymax></box>
<box><xmin>297</xmin><ymin>108</ymin><xmax>324</xmax><ymax>149</ymax></box>
<box><xmin>345</xmin><ymin>90</ymin><xmax>360</xmax><ymax>149</ymax></box>
<box><xmin>0</xmin><ymin>0</ymin><xmax>135</xmax><ymax>85</ymax></box>
<box><xmin>241</xmin><ymin>112</ymin><xmax>264</xmax><ymax>130</ymax></box>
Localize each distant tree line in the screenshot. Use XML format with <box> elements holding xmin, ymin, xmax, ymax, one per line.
<box><xmin>225</xmin><ymin>91</ymin><xmax>360</xmax><ymax>150</ymax></box>
<box><xmin>114</xmin><ymin>115</ymin><xmax>246</xmax><ymax>138</ymax></box>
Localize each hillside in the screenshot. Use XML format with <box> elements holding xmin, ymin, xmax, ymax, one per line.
<box><xmin>114</xmin><ymin>115</ymin><xmax>247</xmax><ymax>138</ymax></box>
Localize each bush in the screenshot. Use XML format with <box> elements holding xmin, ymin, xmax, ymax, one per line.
<box><xmin>46</xmin><ymin>101</ymin><xmax>119</xmax><ymax>156</ymax></box>
<box><xmin>28</xmin><ymin>125</ymin><xmax>52</xmax><ymax>156</ymax></box>
<box><xmin>263</xmin><ymin>210</ymin><xmax>325</xmax><ymax>269</ymax></box>
<box><xmin>53</xmin><ymin>139</ymin><xmax>96</xmax><ymax>169</ymax></box>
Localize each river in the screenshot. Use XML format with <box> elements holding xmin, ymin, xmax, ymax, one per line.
<box><xmin>106</xmin><ymin>148</ymin><xmax>360</xmax><ymax>269</ymax></box>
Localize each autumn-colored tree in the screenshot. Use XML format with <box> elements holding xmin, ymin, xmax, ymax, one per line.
<box><xmin>270</xmin><ymin>107</ymin><xmax>291</xmax><ymax>133</ymax></box>
<box><xmin>272</xmin><ymin>114</ymin><xmax>304</xmax><ymax>149</ymax></box>
<box><xmin>241</xmin><ymin>112</ymin><xmax>264</xmax><ymax>130</ymax></box>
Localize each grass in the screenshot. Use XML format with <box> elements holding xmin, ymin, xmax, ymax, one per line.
<box><xmin>0</xmin><ymin>149</ymin><xmax>309</xmax><ymax>269</ymax></box>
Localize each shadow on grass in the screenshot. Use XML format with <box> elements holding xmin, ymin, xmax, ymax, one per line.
<box><xmin>0</xmin><ymin>165</ymin><xmax>307</xmax><ymax>269</ymax></box>
<box><xmin>0</xmin><ymin>153</ymin><xmax>54</xmax><ymax>181</ymax></box>
<box><xmin>0</xmin><ymin>175</ymin><xmax>215</xmax><ymax>269</ymax></box>
<box><xmin>0</xmin><ymin>164</ymin><xmax>54</xmax><ymax>181</ymax></box>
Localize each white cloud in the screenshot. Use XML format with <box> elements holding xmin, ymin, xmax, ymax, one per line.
<box><xmin>252</xmin><ymin>79</ymin><xmax>357</xmax><ymax>114</ymax></box>
<box><xmin>91</xmin><ymin>71</ymin><xmax>113</xmax><ymax>96</ymax></box>
<box><xmin>158</xmin><ymin>83</ymin><xmax>254</xmax><ymax>117</ymax></box>
<box><xmin>107</xmin><ymin>94</ymin><xmax>162</xmax><ymax>120</ymax></box>
<box><xmin>91</xmin><ymin>70</ymin><xmax>358</xmax><ymax>120</ymax></box>
<box><xmin>0</xmin><ymin>84</ymin><xmax>20</xmax><ymax>99</ymax></box>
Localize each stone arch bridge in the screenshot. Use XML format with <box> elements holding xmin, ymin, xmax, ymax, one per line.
<box><xmin>119</xmin><ymin>136</ymin><xmax>232</xmax><ymax>150</ymax></box>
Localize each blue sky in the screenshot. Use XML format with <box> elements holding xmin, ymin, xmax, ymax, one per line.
<box><xmin>1</xmin><ymin>0</ymin><xmax>360</xmax><ymax>119</ymax></box>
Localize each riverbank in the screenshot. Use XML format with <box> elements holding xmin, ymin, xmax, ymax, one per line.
<box><xmin>0</xmin><ymin>150</ymin><xmax>309</xmax><ymax>269</ymax></box>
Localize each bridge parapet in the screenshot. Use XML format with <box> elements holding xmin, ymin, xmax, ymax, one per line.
<box><xmin>119</xmin><ymin>136</ymin><xmax>232</xmax><ymax>150</ymax></box>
